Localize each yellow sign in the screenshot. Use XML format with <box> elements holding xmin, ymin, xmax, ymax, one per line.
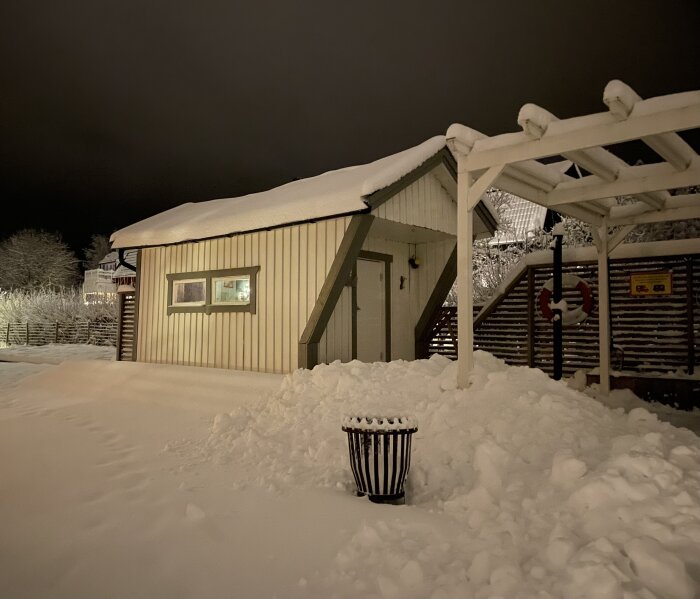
<box><xmin>630</xmin><ymin>271</ymin><xmax>673</xmax><ymax>296</ymax></box>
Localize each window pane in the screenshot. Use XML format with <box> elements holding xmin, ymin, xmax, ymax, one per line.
<box><xmin>213</xmin><ymin>276</ymin><xmax>250</xmax><ymax>304</ymax></box>
<box><xmin>173</xmin><ymin>280</ymin><xmax>205</xmax><ymax>304</ymax></box>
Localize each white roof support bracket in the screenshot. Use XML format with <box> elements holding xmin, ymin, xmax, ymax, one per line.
<box><xmin>591</xmin><ymin>219</ymin><xmax>635</xmax><ymax>255</ymax></box>
<box><xmin>466</xmin><ymin>164</ymin><xmax>505</xmax><ymax>211</ymax></box>
<box><xmin>607</xmin><ymin>224</ymin><xmax>637</xmax><ymax>254</ymax></box>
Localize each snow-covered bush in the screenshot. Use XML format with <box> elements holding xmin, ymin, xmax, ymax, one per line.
<box><xmin>0</xmin><ymin>288</ymin><xmax>117</xmax><ymax>324</ymax></box>
<box><xmin>449</xmin><ymin>189</ymin><xmax>700</xmax><ymax>306</ymax></box>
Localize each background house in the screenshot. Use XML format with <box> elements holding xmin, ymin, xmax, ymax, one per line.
<box><xmin>83</xmin><ymin>250</ymin><xmax>137</xmax><ymax>303</ymax></box>
<box><xmin>490</xmin><ymin>195</ymin><xmax>561</xmax><ymax>247</ymax></box>
<box><xmin>82</xmin><ymin>251</ymin><xmax>117</xmax><ymax>302</ymax></box>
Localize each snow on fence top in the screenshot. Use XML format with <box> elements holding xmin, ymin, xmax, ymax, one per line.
<box><xmin>111</xmin><ymin>136</ymin><xmax>447</xmax><ymax>249</ymax></box>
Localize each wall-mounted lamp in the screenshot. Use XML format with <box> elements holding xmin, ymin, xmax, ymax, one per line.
<box><xmin>408</xmin><ymin>255</ymin><xmax>420</xmax><ymax>269</ymax></box>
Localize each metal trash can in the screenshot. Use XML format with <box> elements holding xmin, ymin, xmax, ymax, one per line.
<box><xmin>342</xmin><ymin>416</ymin><xmax>417</xmax><ymax>504</ymax></box>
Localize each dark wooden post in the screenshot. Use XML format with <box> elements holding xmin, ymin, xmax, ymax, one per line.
<box><xmin>5</xmin><ymin>323</ymin><xmax>9</xmax><ymax>345</ymax></box>
<box><xmin>552</xmin><ymin>231</ymin><xmax>564</xmax><ymax>380</ymax></box>
<box><xmin>55</xmin><ymin>322</ymin><xmax>59</xmax><ymax>344</ymax></box>
<box><xmin>26</xmin><ymin>322</ymin><xmax>29</xmax><ymax>346</ymax></box>
<box><xmin>688</xmin><ymin>258</ymin><xmax>695</xmax><ymax>376</ymax></box>
<box><xmin>527</xmin><ymin>267</ymin><xmax>535</xmax><ymax>368</ymax></box>
<box><xmin>87</xmin><ymin>321</ymin><xmax>91</xmax><ymax>344</ymax></box>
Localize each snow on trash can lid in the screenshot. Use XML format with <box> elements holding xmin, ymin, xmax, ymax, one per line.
<box><xmin>341</xmin><ymin>416</ymin><xmax>417</xmax><ymax>433</ymax></box>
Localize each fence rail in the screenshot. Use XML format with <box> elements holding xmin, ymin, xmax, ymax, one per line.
<box><xmin>1</xmin><ymin>321</ymin><xmax>117</xmax><ymax>347</ymax></box>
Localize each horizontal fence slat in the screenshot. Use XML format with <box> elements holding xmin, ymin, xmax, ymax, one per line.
<box><xmin>429</xmin><ymin>252</ymin><xmax>699</xmax><ymax>379</ymax></box>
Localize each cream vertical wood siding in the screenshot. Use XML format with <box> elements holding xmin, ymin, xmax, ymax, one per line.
<box><xmin>319</xmin><ymin>234</ymin><xmax>456</xmax><ymax>364</ymax></box>
<box><xmin>136</xmin><ymin>217</ymin><xmax>351</xmax><ymax>373</ymax></box>
<box><xmin>411</xmin><ymin>238</ymin><xmax>456</xmax><ymax>324</ymax></box>
<box><xmin>371</xmin><ymin>171</ymin><xmax>456</xmax><ymax>235</ymax></box>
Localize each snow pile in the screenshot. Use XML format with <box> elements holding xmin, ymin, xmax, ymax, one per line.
<box><xmin>200</xmin><ymin>352</ymin><xmax>700</xmax><ymax>598</ymax></box>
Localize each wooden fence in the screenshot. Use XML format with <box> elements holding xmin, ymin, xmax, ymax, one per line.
<box><xmin>426</xmin><ymin>251</ymin><xmax>700</xmax><ymax>377</ymax></box>
<box><xmin>1</xmin><ymin>321</ymin><xmax>117</xmax><ymax>347</ymax></box>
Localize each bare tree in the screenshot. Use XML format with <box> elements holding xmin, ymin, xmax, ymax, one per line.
<box><xmin>0</xmin><ymin>229</ymin><xmax>80</xmax><ymax>291</ymax></box>
<box><xmin>83</xmin><ymin>234</ymin><xmax>112</xmax><ymax>270</ymax></box>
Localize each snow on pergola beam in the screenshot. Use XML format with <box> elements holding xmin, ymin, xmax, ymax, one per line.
<box><xmin>461</xmin><ymin>88</ymin><xmax>700</xmax><ymax>171</ymax></box>
<box><xmin>604</xmin><ymin>80</ymin><xmax>698</xmax><ymax>171</ymax></box>
<box><xmin>449</xmin><ymin>79</ymin><xmax>700</xmax><ymax>395</ymax></box>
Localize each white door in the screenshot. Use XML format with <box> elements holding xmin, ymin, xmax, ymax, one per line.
<box><xmin>356</xmin><ymin>259</ymin><xmax>386</xmax><ymax>362</ymax></box>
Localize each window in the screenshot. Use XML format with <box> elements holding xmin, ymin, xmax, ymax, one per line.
<box><xmin>167</xmin><ymin>267</ymin><xmax>259</xmax><ymax>315</ymax></box>
<box><xmin>172</xmin><ymin>278</ymin><xmax>206</xmax><ymax>306</ymax></box>
<box><xmin>212</xmin><ymin>275</ymin><xmax>251</xmax><ymax>305</ymax></box>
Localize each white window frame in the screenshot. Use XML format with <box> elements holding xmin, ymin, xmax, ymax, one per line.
<box><xmin>170</xmin><ymin>277</ymin><xmax>207</xmax><ymax>307</ymax></box>
<box><xmin>211</xmin><ymin>274</ymin><xmax>252</xmax><ymax>306</ymax></box>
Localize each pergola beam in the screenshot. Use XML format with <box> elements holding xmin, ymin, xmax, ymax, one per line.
<box><xmin>545</xmin><ymin>161</ymin><xmax>700</xmax><ymax>206</ymax></box>
<box><xmin>604</xmin><ymin>80</ymin><xmax>698</xmax><ymax>172</ymax></box>
<box><xmin>462</xmin><ymin>92</ymin><xmax>700</xmax><ymax>171</ymax></box>
<box><xmin>466</xmin><ymin>164</ymin><xmax>505</xmax><ymax>210</ymax></box>
<box><xmin>608</xmin><ymin>193</ymin><xmax>699</xmax><ymax>221</ymax></box>
<box><xmin>607</xmin><ymin>224</ymin><xmax>636</xmax><ymax>253</ymax></box>
<box><xmin>643</xmin><ymin>134</ymin><xmax>698</xmax><ymax>171</ymax></box>
<box><xmin>609</xmin><ymin>204</ymin><xmax>700</xmax><ymax>226</ymax></box>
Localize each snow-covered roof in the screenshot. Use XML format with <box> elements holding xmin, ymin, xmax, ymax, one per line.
<box><xmin>112</xmin><ymin>249</ymin><xmax>138</xmax><ymax>279</ymax></box>
<box><xmin>111</xmin><ymin>136</ymin><xmax>462</xmax><ymax>249</ymax></box>
<box><xmin>491</xmin><ymin>196</ymin><xmax>548</xmax><ymax>245</ymax></box>
<box><xmin>99</xmin><ymin>251</ymin><xmax>118</xmax><ymax>266</ymax></box>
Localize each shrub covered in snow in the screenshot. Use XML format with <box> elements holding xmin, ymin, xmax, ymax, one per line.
<box><xmin>456</xmin><ymin>189</ymin><xmax>700</xmax><ymax>306</ymax></box>
<box><xmin>0</xmin><ymin>288</ymin><xmax>117</xmax><ymax>325</ymax></box>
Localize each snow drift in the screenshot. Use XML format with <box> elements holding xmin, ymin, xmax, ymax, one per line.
<box><xmin>199</xmin><ymin>352</ymin><xmax>700</xmax><ymax>598</ymax></box>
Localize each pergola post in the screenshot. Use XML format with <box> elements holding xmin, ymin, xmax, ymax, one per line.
<box><xmin>457</xmin><ymin>168</ymin><xmax>474</xmax><ymax>388</ymax></box>
<box><xmin>595</xmin><ymin>223</ymin><xmax>611</xmax><ymax>395</ymax></box>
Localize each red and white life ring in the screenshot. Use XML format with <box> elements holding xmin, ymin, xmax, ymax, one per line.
<box><xmin>538</xmin><ymin>274</ymin><xmax>594</xmax><ymax>326</ymax></box>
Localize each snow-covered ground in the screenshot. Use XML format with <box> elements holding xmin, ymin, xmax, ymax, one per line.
<box><xmin>0</xmin><ymin>343</ymin><xmax>115</xmax><ymax>364</ymax></box>
<box><xmin>1</xmin><ymin>353</ymin><xmax>699</xmax><ymax>598</ymax></box>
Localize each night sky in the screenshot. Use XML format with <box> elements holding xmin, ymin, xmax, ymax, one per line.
<box><xmin>2</xmin><ymin>0</ymin><xmax>699</xmax><ymax>253</ymax></box>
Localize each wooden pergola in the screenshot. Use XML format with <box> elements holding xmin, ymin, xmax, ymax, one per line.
<box><xmin>447</xmin><ymin>80</ymin><xmax>700</xmax><ymax>392</ymax></box>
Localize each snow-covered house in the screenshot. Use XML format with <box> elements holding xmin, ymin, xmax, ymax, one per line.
<box><xmin>83</xmin><ymin>251</ymin><xmax>118</xmax><ymax>302</ymax></box>
<box><xmin>109</xmin><ymin>137</ymin><xmax>497</xmax><ymax>372</ymax></box>
<box><xmin>112</xmin><ymin>249</ymin><xmax>137</xmax><ymax>287</ymax></box>
<box><xmin>83</xmin><ymin>250</ymin><xmax>138</xmax><ymax>304</ymax></box>
<box><xmin>490</xmin><ymin>195</ymin><xmax>561</xmax><ymax>246</ymax></box>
